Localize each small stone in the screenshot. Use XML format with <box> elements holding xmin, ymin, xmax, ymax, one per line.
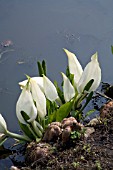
<box><xmin>84</xmin><ymin>127</ymin><xmax>95</xmax><ymax>138</ymax></box>
<box><xmin>10</xmin><ymin>166</ymin><xmax>20</xmax><ymax>170</ymax></box>
<box><xmin>87</xmin><ymin>117</ymin><xmax>101</xmax><ymax>126</ymax></box>
<box><xmin>100</xmin><ymin>100</ymin><xmax>113</xmax><ymax>118</ymax></box>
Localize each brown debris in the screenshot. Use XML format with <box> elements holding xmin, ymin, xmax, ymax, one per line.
<box><xmin>61</xmin><ymin>117</ymin><xmax>83</xmax><ymax>142</ymax></box>
<box><xmin>62</xmin><ymin>126</ymin><xmax>72</xmax><ymax>143</ymax></box>
<box><xmin>42</xmin><ymin>122</ymin><xmax>62</xmax><ymax>142</ymax></box>
<box><xmin>25</xmin><ymin>142</ymin><xmax>50</xmax><ymax>164</ymax></box>
<box><xmin>43</xmin><ymin>117</ymin><xmax>84</xmax><ymax>143</ymax></box>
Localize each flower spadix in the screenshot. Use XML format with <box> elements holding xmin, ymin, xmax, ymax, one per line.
<box><xmin>30</xmin><ymin>79</ymin><xmax>46</xmax><ymax>119</ymax></box>
<box><xmin>61</xmin><ymin>72</ymin><xmax>75</xmax><ymax>102</ymax></box>
<box><xmin>16</xmin><ymin>83</ymin><xmax>37</xmax><ymax>124</ymax></box>
<box><xmin>43</xmin><ymin>75</ymin><xmax>58</xmax><ymax>102</ymax></box>
<box><xmin>0</xmin><ymin>114</ymin><xmax>7</xmax><ymax>134</ymax></box>
<box><xmin>64</xmin><ymin>49</ymin><xmax>101</xmax><ymax>93</ymax></box>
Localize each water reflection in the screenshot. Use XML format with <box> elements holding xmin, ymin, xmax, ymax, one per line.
<box><xmin>0</xmin><ymin>0</ymin><xmax>113</xmax><ymax>168</ymax></box>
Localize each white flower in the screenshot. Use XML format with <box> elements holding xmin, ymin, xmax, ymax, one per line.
<box><xmin>0</xmin><ymin>114</ymin><xmax>7</xmax><ymax>134</ymax></box>
<box><xmin>19</xmin><ymin>77</ymin><xmax>43</xmax><ymax>91</ymax></box>
<box><xmin>77</xmin><ymin>53</ymin><xmax>101</xmax><ymax>93</ymax></box>
<box><xmin>30</xmin><ymin>79</ymin><xmax>46</xmax><ymax>119</ymax></box>
<box><xmin>16</xmin><ymin>85</ymin><xmax>37</xmax><ymax>124</ymax></box>
<box><xmin>64</xmin><ymin>49</ymin><xmax>101</xmax><ymax>93</ymax></box>
<box><xmin>61</xmin><ymin>72</ymin><xmax>75</xmax><ymax>102</ymax></box>
<box><xmin>19</xmin><ymin>76</ymin><xmax>58</xmax><ymax>102</ymax></box>
<box><xmin>43</xmin><ymin>75</ymin><xmax>58</xmax><ymax>102</ymax></box>
<box><xmin>64</xmin><ymin>49</ymin><xmax>83</xmax><ymax>86</ymax></box>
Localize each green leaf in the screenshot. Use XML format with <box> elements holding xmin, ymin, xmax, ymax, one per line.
<box><xmin>85</xmin><ymin>91</ymin><xmax>93</xmax><ymax>106</ymax></box>
<box><xmin>37</xmin><ymin>61</ymin><xmax>44</xmax><ymax>76</ymax></box>
<box><xmin>21</xmin><ymin>111</ymin><xmax>30</xmax><ymax>122</ymax></box>
<box><xmin>70</xmin><ymin>110</ymin><xmax>82</xmax><ymax>120</ymax></box>
<box><xmin>54</xmin><ymin>80</ymin><xmax>65</xmax><ymax>103</ymax></box>
<box><xmin>66</xmin><ymin>66</ymin><xmax>70</xmax><ymax>77</ymax></box>
<box><xmin>84</xmin><ymin>109</ymin><xmax>95</xmax><ymax>119</ymax></box>
<box><xmin>19</xmin><ymin>111</ymin><xmax>36</xmax><ymax>139</ymax></box>
<box><xmin>80</xmin><ymin>91</ymin><xmax>93</xmax><ymax>112</ymax></box>
<box><xmin>48</xmin><ymin>100</ymin><xmax>74</xmax><ymax>123</ymax></box>
<box><xmin>48</xmin><ymin>110</ymin><xmax>57</xmax><ymax>123</ymax></box>
<box><xmin>71</xmin><ymin>131</ymin><xmax>81</xmax><ymax>139</ymax></box>
<box><xmin>19</xmin><ymin>121</ymin><xmax>35</xmax><ymax>140</ymax></box>
<box><xmin>46</xmin><ymin>99</ymin><xmax>57</xmax><ymax>116</ymax></box>
<box><xmin>66</xmin><ymin>66</ymin><xmax>74</xmax><ymax>86</ymax></box>
<box><xmin>0</xmin><ymin>135</ymin><xmax>8</xmax><ymax>146</ymax></box>
<box><xmin>83</xmin><ymin>79</ymin><xmax>94</xmax><ymax>92</ymax></box>
<box><xmin>42</xmin><ymin>60</ymin><xmax>47</xmax><ymax>76</ymax></box>
<box><xmin>111</xmin><ymin>45</ymin><xmax>113</xmax><ymax>54</ymax></box>
<box><xmin>56</xmin><ymin>100</ymin><xmax>74</xmax><ymax>122</ymax></box>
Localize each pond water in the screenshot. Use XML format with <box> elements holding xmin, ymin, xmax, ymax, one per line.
<box><xmin>0</xmin><ymin>0</ymin><xmax>113</xmax><ymax>168</ymax></box>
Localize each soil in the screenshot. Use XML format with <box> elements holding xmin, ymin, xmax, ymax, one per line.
<box><xmin>10</xmin><ymin>101</ymin><xmax>113</xmax><ymax>170</ymax></box>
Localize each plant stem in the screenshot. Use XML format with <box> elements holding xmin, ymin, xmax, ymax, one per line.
<box><xmin>31</xmin><ymin>121</ymin><xmax>42</xmax><ymax>138</ymax></box>
<box><xmin>6</xmin><ymin>131</ymin><xmax>31</xmax><ymax>142</ymax></box>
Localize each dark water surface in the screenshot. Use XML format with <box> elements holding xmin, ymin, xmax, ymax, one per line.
<box><xmin>0</xmin><ymin>0</ymin><xmax>113</xmax><ymax>168</ymax></box>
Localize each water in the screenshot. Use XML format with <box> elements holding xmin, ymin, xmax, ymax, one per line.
<box><xmin>0</xmin><ymin>0</ymin><xmax>113</xmax><ymax>168</ymax></box>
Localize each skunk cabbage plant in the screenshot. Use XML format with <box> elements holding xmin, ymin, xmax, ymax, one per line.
<box><xmin>64</xmin><ymin>49</ymin><xmax>101</xmax><ymax>93</ymax></box>
<box><xmin>0</xmin><ymin>49</ymin><xmax>101</xmax><ymax>145</ymax></box>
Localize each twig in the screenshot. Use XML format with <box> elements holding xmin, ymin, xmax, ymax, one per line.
<box><xmin>96</xmin><ymin>91</ymin><xmax>112</xmax><ymax>101</ymax></box>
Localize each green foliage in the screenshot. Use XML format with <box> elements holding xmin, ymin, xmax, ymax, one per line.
<box><xmin>19</xmin><ymin>112</ymin><xmax>36</xmax><ymax>140</ymax></box>
<box><xmin>95</xmin><ymin>161</ymin><xmax>102</xmax><ymax>170</ymax></box>
<box><xmin>37</xmin><ymin>60</ymin><xmax>46</xmax><ymax>76</ymax></box>
<box><xmin>48</xmin><ymin>100</ymin><xmax>74</xmax><ymax>123</ymax></box>
<box><xmin>0</xmin><ymin>135</ymin><xmax>8</xmax><ymax>146</ymax></box>
<box><xmin>71</xmin><ymin>131</ymin><xmax>81</xmax><ymax>139</ymax></box>
<box><xmin>111</xmin><ymin>45</ymin><xmax>113</xmax><ymax>54</ymax></box>
<box><xmin>66</xmin><ymin>66</ymin><xmax>74</xmax><ymax>86</ymax></box>
<box><xmin>83</xmin><ymin>109</ymin><xmax>95</xmax><ymax>120</ymax></box>
<box><xmin>56</xmin><ymin>100</ymin><xmax>74</xmax><ymax>122</ymax></box>
<box><xmin>54</xmin><ymin>80</ymin><xmax>65</xmax><ymax>104</ymax></box>
<box><xmin>83</xmin><ymin>79</ymin><xmax>94</xmax><ymax>92</ymax></box>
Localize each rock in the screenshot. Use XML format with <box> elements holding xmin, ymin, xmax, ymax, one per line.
<box><xmin>87</xmin><ymin>117</ymin><xmax>101</xmax><ymax>126</ymax></box>
<box><xmin>10</xmin><ymin>166</ymin><xmax>20</xmax><ymax>170</ymax></box>
<box><xmin>84</xmin><ymin>127</ymin><xmax>95</xmax><ymax>138</ymax></box>
<box><xmin>100</xmin><ymin>100</ymin><xmax>113</xmax><ymax>119</ymax></box>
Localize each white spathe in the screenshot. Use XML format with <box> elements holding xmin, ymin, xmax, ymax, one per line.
<box><xmin>43</xmin><ymin>75</ymin><xmax>58</xmax><ymax>102</ymax></box>
<box><xmin>61</xmin><ymin>72</ymin><xmax>75</xmax><ymax>102</ymax></box>
<box><xmin>64</xmin><ymin>49</ymin><xmax>101</xmax><ymax>93</ymax></box>
<box><xmin>0</xmin><ymin>114</ymin><xmax>7</xmax><ymax>134</ymax></box>
<box><xmin>30</xmin><ymin>79</ymin><xmax>46</xmax><ymax>119</ymax></box>
<box><xmin>77</xmin><ymin>53</ymin><xmax>101</xmax><ymax>93</ymax></box>
<box><xmin>16</xmin><ymin>85</ymin><xmax>37</xmax><ymax>124</ymax></box>
<box><xmin>19</xmin><ymin>76</ymin><xmax>58</xmax><ymax>102</ymax></box>
<box><xmin>64</xmin><ymin>49</ymin><xmax>83</xmax><ymax>86</ymax></box>
<box><xmin>19</xmin><ymin>77</ymin><xmax>44</xmax><ymax>92</ymax></box>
